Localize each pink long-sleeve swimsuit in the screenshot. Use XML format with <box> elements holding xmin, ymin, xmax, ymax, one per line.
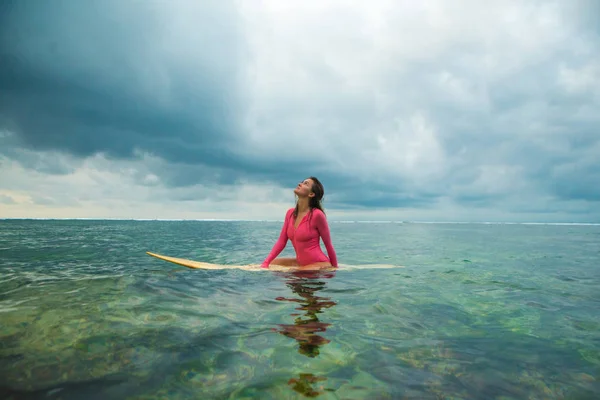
<box><xmin>263</xmin><ymin>208</ymin><xmax>338</xmax><ymax>267</ymax></box>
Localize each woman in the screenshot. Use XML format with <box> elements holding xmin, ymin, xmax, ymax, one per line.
<box><xmin>261</xmin><ymin>176</ymin><xmax>338</xmax><ymax>270</ymax></box>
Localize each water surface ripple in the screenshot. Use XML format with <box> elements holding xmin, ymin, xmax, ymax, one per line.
<box><xmin>1</xmin><ymin>220</ymin><xmax>599</xmax><ymax>399</ymax></box>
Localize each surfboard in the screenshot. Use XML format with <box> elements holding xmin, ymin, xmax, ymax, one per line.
<box><xmin>146</xmin><ymin>252</ymin><xmax>404</xmax><ymax>271</ymax></box>
<box><xmin>146</xmin><ymin>251</ymin><xmax>286</xmax><ymax>271</ymax></box>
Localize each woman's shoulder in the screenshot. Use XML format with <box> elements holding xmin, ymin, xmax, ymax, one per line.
<box><xmin>310</xmin><ymin>208</ymin><xmax>327</xmax><ymax>219</ymax></box>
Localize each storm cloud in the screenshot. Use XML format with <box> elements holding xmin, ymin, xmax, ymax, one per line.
<box><xmin>1</xmin><ymin>0</ymin><xmax>599</xmax><ymax>221</ymax></box>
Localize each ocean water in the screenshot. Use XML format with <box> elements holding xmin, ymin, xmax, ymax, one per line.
<box><xmin>0</xmin><ymin>219</ymin><xmax>599</xmax><ymax>399</ymax></box>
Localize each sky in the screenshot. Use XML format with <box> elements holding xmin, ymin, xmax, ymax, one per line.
<box><xmin>1</xmin><ymin>0</ymin><xmax>599</xmax><ymax>222</ymax></box>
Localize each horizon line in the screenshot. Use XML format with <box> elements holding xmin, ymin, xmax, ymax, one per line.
<box><xmin>1</xmin><ymin>218</ymin><xmax>599</xmax><ymax>225</ymax></box>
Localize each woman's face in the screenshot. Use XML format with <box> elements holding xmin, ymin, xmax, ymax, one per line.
<box><xmin>294</xmin><ymin>178</ymin><xmax>315</xmax><ymax>198</ymax></box>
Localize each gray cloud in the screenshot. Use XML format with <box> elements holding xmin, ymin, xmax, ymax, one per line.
<box><xmin>1</xmin><ymin>0</ymin><xmax>245</xmax><ymax>170</ymax></box>
<box><xmin>0</xmin><ymin>194</ymin><xmax>16</xmax><ymax>204</ymax></box>
<box><xmin>1</xmin><ymin>1</ymin><xmax>599</xmax><ymax>221</ymax></box>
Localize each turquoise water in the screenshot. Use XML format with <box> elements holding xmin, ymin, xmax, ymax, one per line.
<box><xmin>1</xmin><ymin>220</ymin><xmax>599</xmax><ymax>399</ymax></box>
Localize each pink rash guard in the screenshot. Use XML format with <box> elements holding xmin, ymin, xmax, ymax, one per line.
<box><xmin>261</xmin><ymin>208</ymin><xmax>338</xmax><ymax>268</ymax></box>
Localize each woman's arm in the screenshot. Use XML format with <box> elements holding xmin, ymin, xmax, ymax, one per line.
<box><xmin>314</xmin><ymin>210</ymin><xmax>338</xmax><ymax>267</ymax></box>
<box><xmin>261</xmin><ymin>208</ymin><xmax>293</xmax><ymax>267</ymax></box>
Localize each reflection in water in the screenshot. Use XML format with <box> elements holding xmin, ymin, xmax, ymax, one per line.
<box><xmin>287</xmin><ymin>373</ymin><xmax>328</xmax><ymax>398</ymax></box>
<box><xmin>274</xmin><ymin>270</ymin><xmax>337</xmax><ymax>397</ymax></box>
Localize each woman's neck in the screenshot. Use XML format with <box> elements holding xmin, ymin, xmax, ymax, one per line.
<box><xmin>296</xmin><ymin>198</ymin><xmax>310</xmax><ymax>214</ymax></box>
